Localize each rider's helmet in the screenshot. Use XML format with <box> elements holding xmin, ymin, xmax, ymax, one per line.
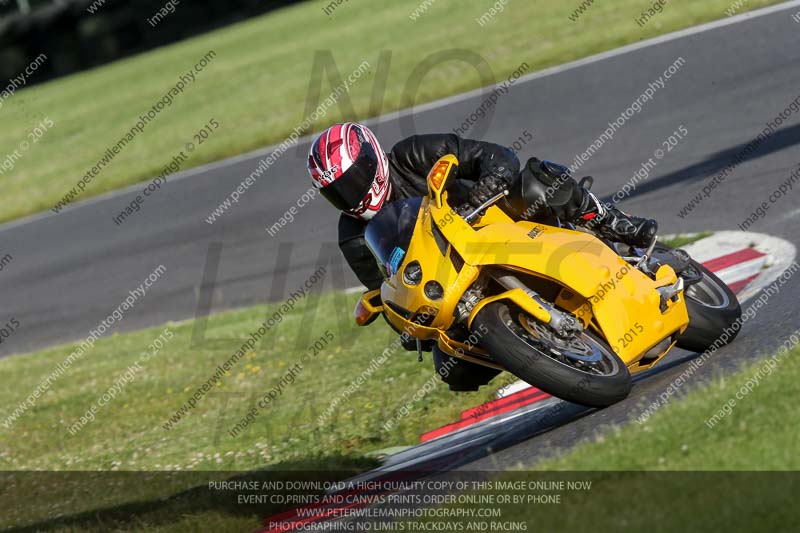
<box><xmin>307</xmin><ymin>122</ymin><xmax>391</xmax><ymax>221</ymax></box>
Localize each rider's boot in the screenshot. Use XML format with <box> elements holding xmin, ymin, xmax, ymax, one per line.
<box><xmin>514</xmin><ymin>158</ymin><xmax>658</xmax><ymax>248</ymax></box>
<box><xmin>573</xmin><ymin>187</ymin><xmax>658</xmax><ymax>248</ymax></box>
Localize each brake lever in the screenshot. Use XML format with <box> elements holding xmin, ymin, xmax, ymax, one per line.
<box><xmin>463</xmin><ymin>190</ymin><xmax>509</xmax><ymax>224</ymax></box>
<box><xmin>636</xmin><ymin>234</ymin><xmax>658</xmax><ymax>270</ymax></box>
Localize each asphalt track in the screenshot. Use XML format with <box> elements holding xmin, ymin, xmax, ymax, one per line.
<box><xmin>2</xmin><ymin>1</ymin><xmax>800</xmax><ymax>470</ymax></box>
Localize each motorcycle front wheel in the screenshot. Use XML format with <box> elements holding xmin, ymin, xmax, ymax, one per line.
<box><xmin>474</xmin><ymin>302</ymin><xmax>632</xmax><ymax>407</ymax></box>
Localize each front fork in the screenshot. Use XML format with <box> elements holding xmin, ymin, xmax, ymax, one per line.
<box><xmin>466</xmin><ymin>274</ymin><xmax>582</xmax><ymax>337</ymax></box>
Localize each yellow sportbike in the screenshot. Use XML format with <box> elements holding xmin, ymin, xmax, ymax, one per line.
<box><xmin>355</xmin><ymin>155</ymin><xmax>742</xmax><ymax>407</ymax></box>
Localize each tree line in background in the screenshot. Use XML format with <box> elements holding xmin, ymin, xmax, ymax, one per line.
<box><xmin>0</xmin><ymin>0</ymin><xmax>303</xmax><ymax>86</ymax></box>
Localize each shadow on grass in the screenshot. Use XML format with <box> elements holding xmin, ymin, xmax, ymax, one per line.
<box><xmin>2</xmin><ymin>455</ymin><xmax>379</xmax><ymax>533</ymax></box>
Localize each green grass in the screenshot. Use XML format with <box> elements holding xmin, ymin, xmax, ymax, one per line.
<box><xmin>0</xmin><ymin>290</ymin><xmax>517</xmax><ymax>530</ymax></box>
<box><xmin>0</xmin><ymin>291</ymin><xmax>516</xmax><ymax>471</ymax></box>
<box><xmin>1</xmin><ymin>0</ymin><xmax>784</xmax><ymax>223</ymax></box>
<box><xmin>662</xmin><ymin>231</ymin><xmax>714</xmax><ymax>249</ymax></box>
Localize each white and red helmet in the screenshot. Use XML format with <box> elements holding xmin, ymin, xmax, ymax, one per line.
<box><xmin>308</xmin><ymin>122</ymin><xmax>391</xmax><ymax>221</ymax></box>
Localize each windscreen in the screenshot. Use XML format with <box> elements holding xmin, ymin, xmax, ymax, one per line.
<box><xmin>364</xmin><ymin>197</ymin><xmax>423</xmax><ymax>279</ymax></box>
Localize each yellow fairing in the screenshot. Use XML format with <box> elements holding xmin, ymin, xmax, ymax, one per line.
<box><xmin>380</xmin><ymin>197</ymin><xmax>480</xmax><ymax>334</ymax></box>
<box><xmin>429</xmin><ymin>197</ymin><xmax>688</xmax><ymax>366</ymax></box>
<box><xmin>376</xmin><ymin>155</ymin><xmax>689</xmax><ymax>370</ymax></box>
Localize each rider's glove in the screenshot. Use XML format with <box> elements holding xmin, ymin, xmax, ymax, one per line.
<box><xmin>469</xmin><ymin>166</ymin><xmax>513</xmax><ymax>208</ymax></box>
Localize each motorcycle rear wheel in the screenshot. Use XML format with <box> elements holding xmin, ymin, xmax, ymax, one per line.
<box><xmin>674</xmin><ymin>257</ymin><xmax>742</xmax><ymax>353</ymax></box>
<box><xmin>474</xmin><ymin>302</ymin><xmax>632</xmax><ymax>407</ymax></box>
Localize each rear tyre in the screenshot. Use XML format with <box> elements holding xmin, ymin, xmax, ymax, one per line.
<box><xmin>675</xmin><ymin>259</ymin><xmax>742</xmax><ymax>353</ymax></box>
<box><xmin>474</xmin><ymin>302</ymin><xmax>632</xmax><ymax>407</ymax></box>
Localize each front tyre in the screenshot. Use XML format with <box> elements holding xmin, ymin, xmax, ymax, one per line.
<box><xmin>474</xmin><ymin>302</ymin><xmax>632</xmax><ymax>407</ymax></box>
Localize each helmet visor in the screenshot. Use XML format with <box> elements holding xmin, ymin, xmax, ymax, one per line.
<box><xmin>319</xmin><ymin>142</ymin><xmax>379</xmax><ymax>211</ymax></box>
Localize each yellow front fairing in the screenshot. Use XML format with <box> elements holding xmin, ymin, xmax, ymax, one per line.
<box><xmin>379</xmin><ymin>197</ymin><xmax>480</xmax><ymax>334</ymax></box>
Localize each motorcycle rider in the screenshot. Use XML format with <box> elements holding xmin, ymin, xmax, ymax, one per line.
<box><xmin>307</xmin><ymin>122</ymin><xmax>657</xmax><ymax>391</ymax></box>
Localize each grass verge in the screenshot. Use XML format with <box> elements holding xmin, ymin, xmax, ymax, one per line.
<box><xmin>661</xmin><ymin>231</ymin><xmax>714</xmax><ymax>249</ymax></box>
<box><xmin>0</xmin><ymin>291</ymin><xmax>515</xmax><ymax>472</ymax></box>
<box><xmin>1</xmin><ymin>0</ymin><xmax>785</xmax><ymax>223</ymax></box>
<box><xmin>0</xmin><ymin>290</ymin><xmax>516</xmax><ymax>530</ymax></box>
